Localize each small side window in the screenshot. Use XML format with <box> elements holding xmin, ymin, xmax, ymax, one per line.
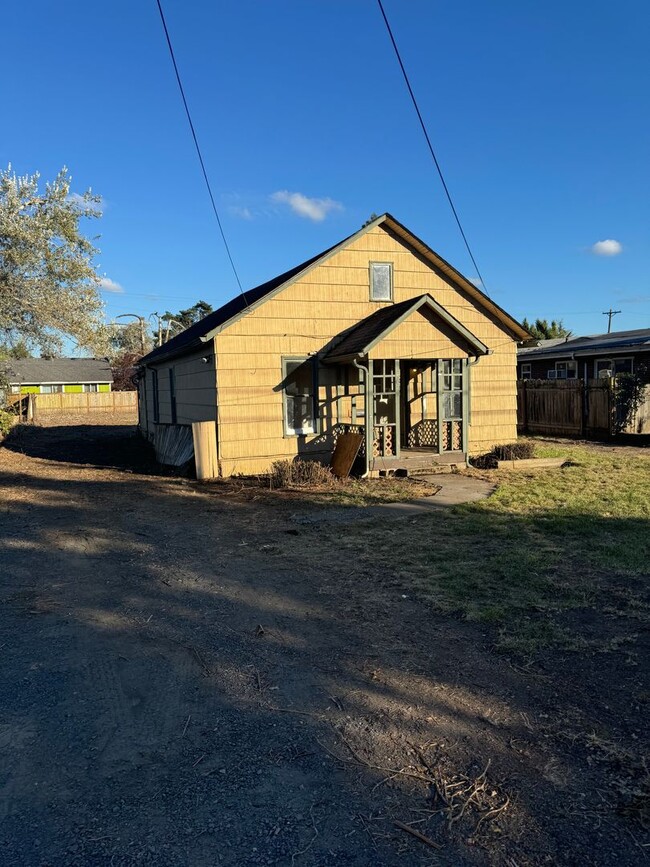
<box><xmin>169</xmin><ymin>368</ymin><xmax>177</xmax><ymax>424</ymax></box>
<box><xmin>83</xmin><ymin>383</ymin><xmax>99</xmax><ymax>393</ymax></box>
<box><xmin>152</xmin><ymin>370</ymin><xmax>160</xmax><ymax>422</ymax></box>
<box><xmin>283</xmin><ymin>358</ymin><xmax>317</xmax><ymax>436</ymax></box>
<box><xmin>370</xmin><ymin>262</ymin><xmax>393</xmax><ymax>301</ymax></box>
<box><xmin>520</xmin><ymin>363</ymin><xmax>531</xmax><ymax>380</ymax></box>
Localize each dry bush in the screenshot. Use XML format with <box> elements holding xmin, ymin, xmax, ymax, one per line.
<box><xmin>473</xmin><ymin>441</ymin><xmax>535</xmax><ymax>468</ymax></box>
<box><xmin>270</xmin><ymin>458</ymin><xmax>334</xmax><ymax>488</ymax></box>
<box><xmin>493</xmin><ymin>442</ymin><xmax>535</xmax><ymax>461</ymax></box>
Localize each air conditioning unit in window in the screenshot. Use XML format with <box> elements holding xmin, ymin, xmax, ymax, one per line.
<box><xmin>547</xmin><ymin>370</ymin><xmax>558</xmax><ymax>379</ymax></box>
<box><xmin>598</xmin><ymin>369</ymin><xmax>613</xmax><ymax>379</ymax></box>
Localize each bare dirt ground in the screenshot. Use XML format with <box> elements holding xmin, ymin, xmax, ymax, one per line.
<box><xmin>1</xmin><ymin>425</ymin><xmax>648</xmax><ymax>866</ymax></box>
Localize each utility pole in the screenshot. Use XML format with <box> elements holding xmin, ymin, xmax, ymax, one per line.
<box><xmin>150</xmin><ymin>313</ymin><xmax>163</xmax><ymax>347</ymax></box>
<box><xmin>601</xmin><ymin>309</ymin><xmax>621</xmax><ymax>333</ymax></box>
<box><xmin>163</xmin><ymin>318</ymin><xmax>181</xmax><ymax>343</ymax></box>
<box><xmin>117</xmin><ymin>314</ymin><xmax>147</xmax><ymax>353</ymax></box>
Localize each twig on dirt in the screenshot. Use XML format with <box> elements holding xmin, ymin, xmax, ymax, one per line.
<box><xmin>190</xmin><ymin>645</ymin><xmax>211</xmax><ymax>676</ymax></box>
<box><xmin>192</xmin><ymin>754</ymin><xmax>205</xmax><ymax>768</ymax></box>
<box><xmin>265</xmin><ymin>705</ymin><xmax>327</xmax><ymax>721</ymax></box>
<box><xmin>372</xmin><ymin>769</ymin><xmax>407</xmax><ymax>793</ymax></box>
<box><xmin>338</xmin><ymin>734</ymin><xmax>436</xmax><ymax>786</ymax></box>
<box><xmin>393</xmin><ymin>820</ymin><xmax>442</xmax><ymax>850</ymax></box>
<box><xmin>356</xmin><ymin>814</ymin><xmax>379</xmax><ymax>851</ymax></box>
<box><xmin>475</xmin><ymin>794</ymin><xmax>511</xmax><ymax>831</ymax></box>
<box><xmin>181</xmin><ymin>714</ymin><xmax>191</xmax><ymax>737</ymax></box>
<box><xmin>290</xmin><ymin>805</ymin><xmax>319</xmax><ymax>865</ymax></box>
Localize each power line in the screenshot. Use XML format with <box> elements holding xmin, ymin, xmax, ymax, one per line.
<box><xmin>376</xmin><ymin>0</ymin><xmax>489</xmax><ymax>294</ymax></box>
<box><xmin>154</xmin><ymin>0</ymin><xmax>246</xmax><ymax>301</ymax></box>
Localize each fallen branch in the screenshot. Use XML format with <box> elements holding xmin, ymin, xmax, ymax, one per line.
<box><xmin>393</xmin><ymin>820</ymin><xmax>442</xmax><ymax>850</ymax></box>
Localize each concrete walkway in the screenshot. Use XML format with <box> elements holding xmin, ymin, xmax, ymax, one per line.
<box><xmin>295</xmin><ymin>473</ymin><xmax>496</xmax><ymax>524</ymax></box>
<box><xmin>370</xmin><ymin>473</ymin><xmax>496</xmax><ymax>517</ymax></box>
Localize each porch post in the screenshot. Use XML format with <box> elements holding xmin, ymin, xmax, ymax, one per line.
<box><xmin>462</xmin><ymin>359</ymin><xmax>470</xmax><ymax>454</ymax></box>
<box><xmin>436</xmin><ymin>360</ymin><xmax>444</xmax><ymax>455</ymax></box>
<box><xmin>365</xmin><ymin>359</ymin><xmax>374</xmax><ymax>474</ymax></box>
<box><xmin>394</xmin><ymin>360</ymin><xmax>401</xmax><ymax>458</ymax></box>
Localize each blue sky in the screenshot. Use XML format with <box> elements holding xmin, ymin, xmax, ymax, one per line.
<box><xmin>2</xmin><ymin>0</ymin><xmax>648</xmax><ymax>336</ymax></box>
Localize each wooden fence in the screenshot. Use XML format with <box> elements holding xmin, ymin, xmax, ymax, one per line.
<box><xmin>11</xmin><ymin>391</ymin><xmax>137</xmax><ymax>421</ymax></box>
<box><xmin>517</xmin><ymin>379</ymin><xmax>650</xmax><ymax>438</ymax></box>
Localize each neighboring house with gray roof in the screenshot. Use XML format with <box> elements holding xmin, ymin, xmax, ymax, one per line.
<box><xmin>3</xmin><ymin>358</ymin><xmax>113</xmax><ymax>395</ymax></box>
<box><xmin>517</xmin><ymin>328</ymin><xmax>650</xmax><ymax>381</ymax></box>
<box><xmin>137</xmin><ymin>213</ymin><xmax>528</xmax><ymax>477</ymax></box>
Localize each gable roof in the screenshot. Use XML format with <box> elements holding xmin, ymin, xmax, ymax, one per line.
<box><xmin>518</xmin><ymin>328</ymin><xmax>650</xmax><ymax>360</ymax></box>
<box><xmin>140</xmin><ymin>213</ymin><xmax>528</xmax><ymax>365</ymax></box>
<box><xmin>323</xmin><ymin>294</ymin><xmax>488</xmax><ymax>362</ymax></box>
<box><xmin>3</xmin><ymin>357</ymin><xmax>113</xmax><ymax>384</ymax></box>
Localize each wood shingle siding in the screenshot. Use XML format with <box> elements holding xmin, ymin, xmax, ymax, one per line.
<box><xmin>138</xmin><ymin>215</ymin><xmax>526</xmax><ymax>476</ymax></box>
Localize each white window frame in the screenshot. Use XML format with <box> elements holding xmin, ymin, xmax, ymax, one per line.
<box><xmin>369</xmin><ymin>262</ymin><xmax>393</xmax><ymax>302</ymax></box>
<box><xmin>10</xmin><ymin>384</ymin><xmax>20</xmax><ymax>394</ymax></box>
<box><xmin>595</xmin><ymin>357</ymin><xmax>633</xmax><ymax>377</ymax></box>
<box><xmin>40</xmin><ymin>384</ymin><xmax>64</xmax><ymax>394</ymax></box>
<box><xmin>282</xmin><ymin>357</ymin><xmax>317</xmax><ymax>437</ymax></box>
<box><xmin>555</xmin><ymin>360</ymin><xmax>577</xmax><ymax>379</ymax></box>
<box><xmin>520</xmin><ymin>363</ymin><xmax>532</xmax><ymax>380</ymax></box>
<box><xmin>83</xmin><ymin>383</ymin><xmax>99</xmax><ymax>393</ymax></box>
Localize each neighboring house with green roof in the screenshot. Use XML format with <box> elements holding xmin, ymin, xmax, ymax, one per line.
<box><xmin>3</xmin><ymin>358</ymin><xmax>113</xmax><ymax>395</ymax></box>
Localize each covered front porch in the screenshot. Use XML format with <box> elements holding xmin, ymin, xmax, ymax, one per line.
<box><xmin>321</xmin><ymin>294</ymin><xmax>489</xmax><ymax>476</ymax></box>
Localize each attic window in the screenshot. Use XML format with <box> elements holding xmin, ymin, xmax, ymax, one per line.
<box><xmin>370</xmin><ymin>262</ymin><xmax>393</xmax><ymax>301</ymax></box>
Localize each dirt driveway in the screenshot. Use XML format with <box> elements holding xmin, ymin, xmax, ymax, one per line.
<box><xmin>0</xmin><ymin>426</ymin><xmax>647</xmax><ymax>865</ymax></box>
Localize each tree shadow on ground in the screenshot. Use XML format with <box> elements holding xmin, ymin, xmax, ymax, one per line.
<box><xmin>0</xmin><ymin>426</ymin><xmax>647</xmax><ymax>866</ymax></box>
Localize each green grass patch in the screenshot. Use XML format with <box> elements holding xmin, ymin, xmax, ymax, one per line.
<box><xmin>331</xmin><ymin>441</ymin><xmax>649</xmax><ymax>655</ymax></box>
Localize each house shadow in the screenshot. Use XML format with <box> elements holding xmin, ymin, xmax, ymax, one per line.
<box><xmin>4</xmin><ymin>423</ymin><xmax>163</xmax><ymax>474</ymax></box>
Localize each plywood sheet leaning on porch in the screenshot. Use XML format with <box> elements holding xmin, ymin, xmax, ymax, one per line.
<box><xmin>330</xmin><ymin>432</ymin><xmax>363</xmax><ymax>478</ymax></box>
<box><xmin>154</xmin><ymin>423</ymin><xmax>194</xmax><ymax>467</ymax></box>
<box><xmin>192</xmin><ymin>421</ymin><xmax>218</xmax><ymax>480</ymax></box>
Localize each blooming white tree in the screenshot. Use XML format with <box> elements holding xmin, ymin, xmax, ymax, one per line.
<box><xmin>0</xmin><ymin>165</ymin><xmax>108</xmax><ymax>355</ymax></box>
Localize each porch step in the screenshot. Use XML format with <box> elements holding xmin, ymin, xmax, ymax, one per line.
<box><xmin>369</xmin><ymin>452</ymin><xmax>466</xmax><ymax>478</ymax></box>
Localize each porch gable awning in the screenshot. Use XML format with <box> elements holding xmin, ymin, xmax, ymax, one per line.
<box><xmin>322</xmin><ymin>293</ymin><xmax>488</xmax><ymax>363</ymax></box>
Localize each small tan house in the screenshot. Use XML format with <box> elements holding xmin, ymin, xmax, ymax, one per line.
<box><xmin>137</xmin><ymin>214</ymin><xmax>528</xmax><ymax>476</ymax></box>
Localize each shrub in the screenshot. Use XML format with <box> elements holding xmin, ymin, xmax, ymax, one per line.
<box><xmin>613</xmin><ymin>366</ymin><xmax>649</xmax><ymax>435</ymax></box>
<box><xmin>493</xmin><ymin>442</ymin><xmax>535</xmax><ymax>462</ymax></box>
<box><xmin>270</xmin><ymin>458</ymin><xmax>334</xmax><ymax>488</ymax></box>
<box><xmin>0</xmin><ymin>408</ymin><xmax>16</xmax><ymax>439</ymax></box>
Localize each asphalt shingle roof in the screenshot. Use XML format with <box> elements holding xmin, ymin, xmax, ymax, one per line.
<box><xmin>518</xmin><ymin>328</ymin><xmax>650</xmax><ymax>359</ymax></box>
<box><xmin>3</xmin><ymin>357</ymin><xmax>113</xmax><ymax>384</ymax></box>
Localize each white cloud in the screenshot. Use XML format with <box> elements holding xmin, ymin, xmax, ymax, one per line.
<box><xmin>270</xmin><ymin>190</ymin><xmax>343</xmax><ymax>222</ymax></box>
<box><xmin>228</xmin><ymin>205</ymin><xmax>253</xmax><ymax>220</ymax></box>
<box><xmin>99</xmin><ymin>277</ymin><xmax>124</xmax><ymax>293</ymax></box>
<box><xmin>591</xmin><ymin>239</ymin><xmax>622</xmax><ymax>256</ymax></box>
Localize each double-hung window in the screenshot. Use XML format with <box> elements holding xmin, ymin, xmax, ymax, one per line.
<box><xmin>83</xmin><ymin>383</ymin><xmax>99</xmax><ymax>393</ymax></box>
<box><xmin>283</xmin><ymin>358</ymin><xmax>317</xmax><ymax>436</ymax></box>
<box><xmin>520</xmin><ymin>363</ymin><xmax>532</xmax><ymax>380</ymax></box>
